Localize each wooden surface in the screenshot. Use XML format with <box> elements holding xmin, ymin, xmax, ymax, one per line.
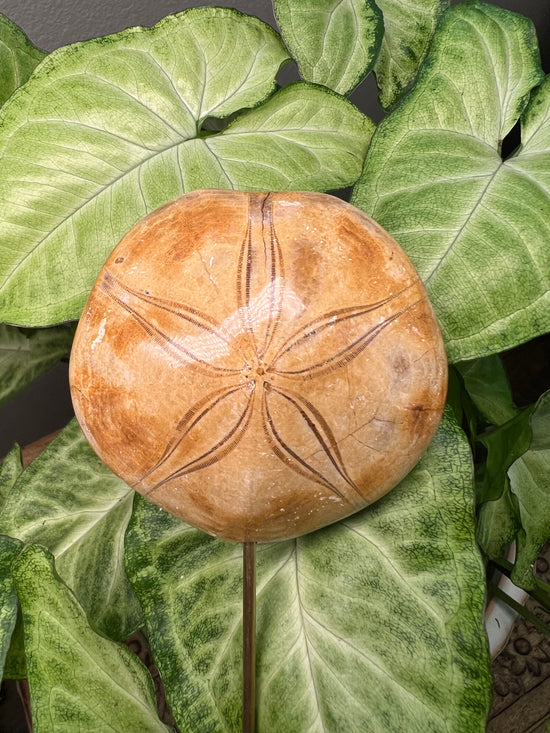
<box><xmin>21</xmin><ymin>430</ymin><xmax>60</xmax><ymax>468</ymax></box>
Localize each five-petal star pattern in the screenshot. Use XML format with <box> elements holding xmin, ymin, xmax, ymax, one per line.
<box><xmin>71</xmin><ymin>189</ymin><xmax>447</xmax><ymax>541</ymax></box>
<box><xmin>98</xmin><ymin>193</ymin><xmax>423</xmax><ymax>506</ymax></box>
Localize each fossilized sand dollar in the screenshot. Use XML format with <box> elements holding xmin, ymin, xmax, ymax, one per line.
<box><xmin>70</xmin><ymin>190</ymin><xmax>447</xmax><ymax>542</ymax></box>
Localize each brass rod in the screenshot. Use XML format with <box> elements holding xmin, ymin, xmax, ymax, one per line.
<box><xmin>242</xmin><ymin>541</ymin><xmax>256</xmax><ymax>733</ymax></box>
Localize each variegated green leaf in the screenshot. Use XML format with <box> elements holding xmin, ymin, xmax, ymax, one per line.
<box><xmin>12</xmin><ymin>545</ymin><xmax>171</xmax><ymax>733</ymax></box>
<box><xmin>0</xmin><ymin>7</ymin><xmax>372</xmax><ymax>327</ymax></box>
<box><xmin>373</xmin><ymin>0</ymin><xmax>448</xmax><ymax>109</ymax></box>
<box><xmin>0</xmin><ymin>420</ymin><xmax>140</xmax><ymax>640</ymax></box>
<box><xmin>353</xmin><ymin>2</ymin><xmax>547</xmax><ymax>362</ymax></box>
<box><xmin>125</xmin><ymin>409</ymin><xmax>490</xmax><ymax>732</ymax></box>
<box><xmin>273</xmin><ymin>0</ymin><xmax>383</xmax><ymax>94</ymax></box>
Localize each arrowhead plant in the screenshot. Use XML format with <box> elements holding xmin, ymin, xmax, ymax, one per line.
<box><xmin>0</xmin><ymin>2</ymin><xmax>548</xmax><ymax>731</ymax></box>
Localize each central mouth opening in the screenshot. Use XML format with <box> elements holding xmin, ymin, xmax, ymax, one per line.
<box><xmin>244</xmin><ymin>362</ymin><xmax>268</xmax><ymax>382</ymax></box>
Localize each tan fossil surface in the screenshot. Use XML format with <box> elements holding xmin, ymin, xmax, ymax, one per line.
<box><xmin>69</xmin><ymin>189</ymin><xmax>447</xmax><ymax>542</ymax></box>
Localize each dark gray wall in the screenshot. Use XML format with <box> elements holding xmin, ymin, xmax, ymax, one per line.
<box><xmin>0</xmin><ymin>0</ymin><xmax>548</xmax><ymax>456</ymax></box>
<box><xmin>1</xmin><ymin>0</ymin><xmax>548</xmax><ymax>58</ymax></box>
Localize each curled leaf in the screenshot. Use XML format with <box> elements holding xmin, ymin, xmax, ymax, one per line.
<box><xmin>373</xmin><ymin>0</ymin><xmax>449</xmax><ymax>109</ymax></box>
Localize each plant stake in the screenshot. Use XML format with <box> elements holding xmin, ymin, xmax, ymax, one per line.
<box><xmin>69</xmin><ymin>189</ymin><xmax>448</xmax><ymax>728</ymax></box>
<box><xmin>243</xmin><ymin>541</ymin><xmax>256</xmax><ymax>733</ymax></box>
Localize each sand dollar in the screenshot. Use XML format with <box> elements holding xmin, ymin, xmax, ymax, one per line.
<box><xmin>70</xmin><ymin>190</ymin><xmax>447</xmax><ymax>542</ymax></box>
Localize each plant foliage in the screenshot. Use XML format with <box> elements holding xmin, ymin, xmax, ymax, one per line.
<box><xmin>273</xmin><ymin>0</ymin><xmax>383</xmax><ymax>95</ymax></box>
<box><xmin>125</xmin><ymin>409</ymin><xmax>489</xmax><ymax>732</ymax></box>
<box><xmin>0</xmin><ymin>7</ymin><xmax>371</xmax><ymax>326</ymax></box>
<box><xmin>0</xmin><ymin>1</ymin><xmax>548</xmax><ymax>731</ymax></box>
<box><xmin>352</xmin><ymin>2</ymin><xmax>548</xmax><ymax>363</ymax></box>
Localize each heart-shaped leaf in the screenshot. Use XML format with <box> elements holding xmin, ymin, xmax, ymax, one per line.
<box><xmin>352</xmin><ymin>2</ymin><xmax>547</xmax><ymax>362</ymax></box>
<box><xmin>0</xmin><ymin>13</ymin><xmax>45</xmax><ymax>107</ymax></box>
<box><xmin>12</xmin><ymin>544</ymin><xmax>171</xmax><ymax>732</ymax></box>
<box><xmin>0</xmin><ymin>420</ymin><xmax>141</xmax><ymax>640</ymax></box>
<box><xmin>273</xmin><ymin>0</ymin><xmax>383</xmax><ymax>95</ymax></box>
<box><xmin>373</xmin><ymin>0</ymin><xmax>449</xmax><ymax>109</ymax></box>
<box><xmin>0</xmin><ymin>7</ymin><xmax>373</xmax><ymax>328</ymax></box>
<box><xmin>0</xmin><ymin>324</ymin><xmax>73</xmax><ymax>409</ymax></box>
<box><xmin>0</xmin><ymin>534</ymin><xmax>22</xmax><ymax>676</ymax></box>
<box><xmin>125</xmin><ymin>409</ymin><xmax>490</xmax><ymax>732</ymax></box>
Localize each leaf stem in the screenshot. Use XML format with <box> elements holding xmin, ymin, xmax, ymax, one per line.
<box><xmin>489</xmin><ymin>558</ymin><xmax>550</xmax><ymax>615</ymax></box>
<box><xmin>488</xmin><ymin>581</ymin><xmax>550</xmax><ymax>639</ymax></box>
<box><xmin>243</xmin><ymin>541</ymin><xmax>256</xmax><ymax>733</ymax></box>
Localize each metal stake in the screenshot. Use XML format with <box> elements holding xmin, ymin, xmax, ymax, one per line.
<box><xmin>242</xmin><ymin>541</ymin><xmax>256</xmax><ymax>733</ymax></box>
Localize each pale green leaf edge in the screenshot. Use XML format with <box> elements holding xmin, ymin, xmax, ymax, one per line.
<box><xmin>0</xmin><ymin>13</ymin><xmax>45</xmax><ymax>107</ymax></box>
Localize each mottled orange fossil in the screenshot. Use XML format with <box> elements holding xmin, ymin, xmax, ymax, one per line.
<box><xmin>69</xmin><ymin>190</ymin><xmax>447</xmax><ymax>542</ymax></box>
